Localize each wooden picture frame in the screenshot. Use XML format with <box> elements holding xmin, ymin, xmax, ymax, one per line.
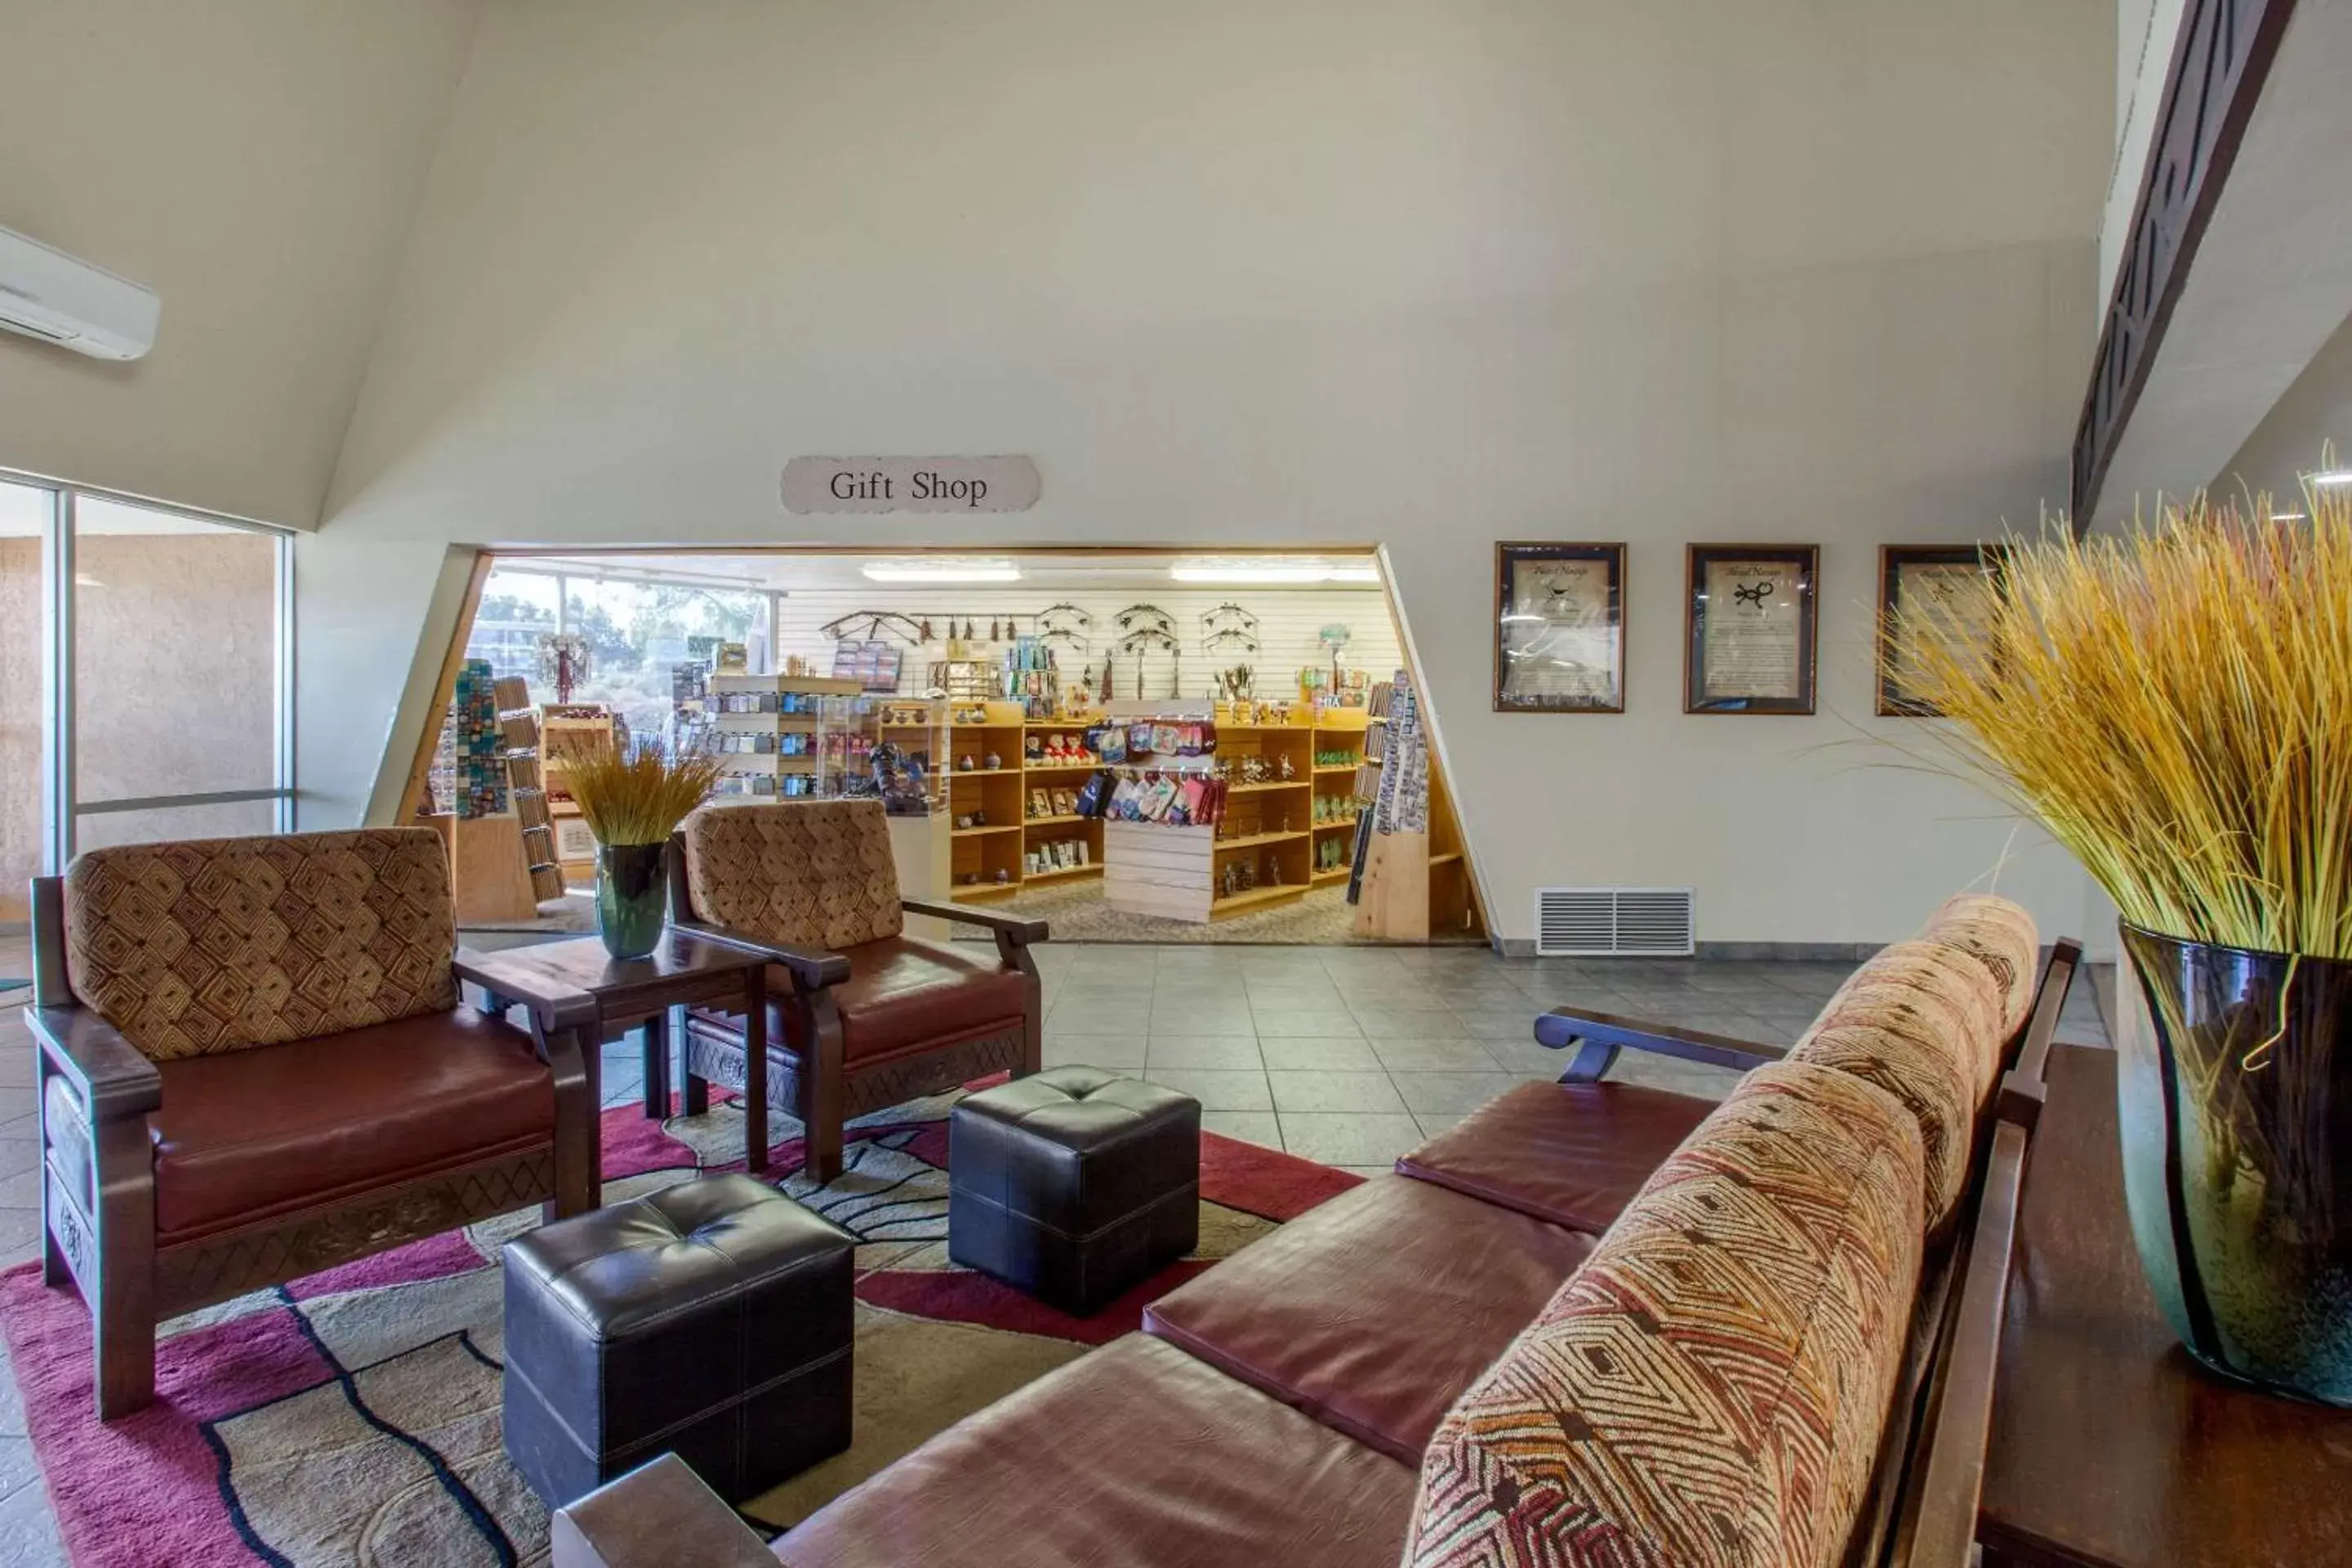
<box><xmin>1877</xmin><ymin>544</ymin><xmax>2007</xmax><ymax>717</ymax></box>
<box><xmin>1684</xmin><ymin>544</ymin><xmax>1820</xmax><ymax>715</ymax></box>
<box><xmin>1493</xmin><ymin>542</ymin><xmax>1627</xmax><ymax>713</ymax></box>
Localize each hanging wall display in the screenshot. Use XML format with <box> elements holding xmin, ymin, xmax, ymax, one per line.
<box><xmin>1876</xmin><ymin>544</ymin><xmax>2006</xmax><ymax>717</ymax></box>
<box><xmin>1492</xmin><ymin>542</ymin><xmax>1626</xmax><ymax>713</ymax></box>
<box><xmin>1684</xmin><ymin>543</ymin><xmax>1819</xmax><ymax>715</ymax></box>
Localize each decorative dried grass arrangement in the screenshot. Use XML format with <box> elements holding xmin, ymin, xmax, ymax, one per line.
<box><xmin>562</xmin><ymin>739</ymin><xmax>723</xmax><ymax>847</ymax></box>
<box><xmin>1895</xmin><ymin>479</ymin><xmax>2352</xmax><ymax>961</ymax></box>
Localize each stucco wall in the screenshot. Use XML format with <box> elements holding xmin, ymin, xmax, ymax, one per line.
<box><xmin>301</xmin><ymin>0</ymin><xmax>2117</xmax><ymax>951</ymax></box>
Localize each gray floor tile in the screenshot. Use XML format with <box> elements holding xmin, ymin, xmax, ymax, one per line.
<box><xmin>0</xmin><ymin>1344</ymin><xmax>21</xmax><ymax>1441</ymax></box>
<box><xmin>1368</xmin><ymin>1037</ymin><xmax>1507</xmax><ymax>1074</ymax></box>
<box><xmin>1349</xmin><ymin>1007</ymin><xmax>1467</xmax><ymax>1039</ymax></box>
<box><xmin>1245</xmin><ymin>983</ymin><xmax>1348</xmax><ymax>1010</ymax></box>
<box><xmin>1043</xmin><ymin>1034</ymin><xmax>1147</xmax><ymax>1069</ymax></box>
<box><xmin>1389</xmin><ymin>1071</ymin><xmax>1518</xmax><ymax>1117</ymax></box>
<box><xmin>1146</xmin><ymin>1007</ymin><xmax>1256</xmax><ymax>1036</ymax></box>
<box><xmin>1146</xmin><ymin>1068</ymin><xmax>1272</xmax><ymax>1111</ymax></box>
<box><xmin>1249</xmin><ymin>1009</ymin><xmax>1364</xmax><ymax>1039</ymax></box>
<box><xmin>1147</xmin><ymin>1036</ymin><xmax>1266</xmax><ymax>1070</ymax></box>
<box><xmin>0</xmin><ymin>1477</ymin><xmax>65</xmax><ymax>1568</ymax></box>
<box><xmin>0</xmin><ymin>1210</ymin><xmax>39</xmax><ymax>1271</ymax></box>
<box><xmin>1410</xmin><ymin>1109</ymin><xmax>1471</xmax><ymax>1139</ymax></box>
<box><xmin>0</xmin><ymin>1145</ymin><xmax>33</xmax><ymax>1183</ymax></box>
<box><xmin>1200</xmin><ymin>1110</ymin><xmax>1283</xmax><ymax>1150</ymax></box>
<box><xmin>1277</xmin><ymin>1112</ymin><xmax>1423</xmax><ymax>1166</ymax></box>
<box><xmin>1480</xmin><ymin>1036</ymin><xmax>1578</xmax><ymax>1077</ymax></box>
<box><xmin>1337</xmin><ymin>1165</ymin><xmax>1400</xmax><ymax>1180</ymax></box>
<box><xmin>1267</xmin><ymin>1071</ymin><xmax>1407</xmax><ymax>1115</ymax></box>
<box><xmin>1258</xmin><ymin>1036</ymin><xmax>1384</xmax><ymax>1071</ymax></box>
<box><xmin>1446</xmin><ymin>1007</ymin><xmax>1544</xmax><ymax>1043</ymax></box>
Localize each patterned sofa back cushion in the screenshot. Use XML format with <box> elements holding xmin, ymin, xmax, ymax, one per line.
<box><xmin>1788</xmin><ymin>1015</ymin><xmax>1977</xmax><ymax>1232</ymax></box>
<box><xmin>1404</xmin><ymin>1062</ymin><xmax>1926</xmax><ymax>1568</ymax></box>
<box><xmin>1919</xmin><ymin>893</ymin><xmax>2039</xmax><ymax>1041</ymax></box>
<box><xmin>1807</xmin><ymin>939</ymin><xmax>2006</xmax><ymax>1107</ymax></box>
<box><xmin>65</xmin><ymin>829</ymin><xmax>460</xmax><ymax>1061</ymax></box>
<box><xmin>680</xmin><ymin>800</ymin><xmax>903</xmax><ymax>953</ymax></box>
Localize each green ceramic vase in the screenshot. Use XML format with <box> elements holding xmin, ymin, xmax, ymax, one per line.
<box><xmin>595</xmin><ymin>843</ymin><xmax>667</xmax><ymax>960</ymax></box>
<box><xmin>2117</xmin><ymin>922</ymin><xmax>2352</xmax><ymax>1405</ymax></box>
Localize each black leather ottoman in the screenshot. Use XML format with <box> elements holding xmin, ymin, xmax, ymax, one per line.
<box><xmin>948</xmin><ymin>1066</ymin><xmax>1200</xmax><ymax>1315</ymax></box>
<box><xmin>502</xmin><ymin>1174</ymin><xmax>855</xmax><ymax>1508</ymax></box>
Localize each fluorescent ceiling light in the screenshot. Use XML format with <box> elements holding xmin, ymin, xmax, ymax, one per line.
<box><xmin>1168</xmin><ymin>560</ymin><xmax>1380</xmax><ymax>585</ymax></box>
<box><xmin>2310</xmin><ymin>471</ymin><xmax>2352</xmax><ymax>488</ymax></box>
<box><xmin>862</xmin><ymin>560</ymin><xmax>1022</xmax><ymax>583</ymax></box>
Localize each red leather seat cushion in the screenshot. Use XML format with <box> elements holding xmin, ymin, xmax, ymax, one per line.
<box><xmin>1142</xmin><ymin>1175</ymin><xmax>1597</xmax><ymax>1464</ymax></box>
<box><xmin>150</xmin><ymin>1008</ymin><xmax>555</xmax><ymax>1243</ymax></box>
<box><xmin>706</xmin><ymin>937</ymin><xmax>1028</xmax><ymax>1067</ymax></box>
<box><xmin>776</xmin><ymin>1334</ymin><xmax>1416</xmax><ymax>1568</ymax></box>
<box><xmin>1395</xmin><ymin>1078</ymin><xmax>1712</xmax><ymax>1235</ymax></box>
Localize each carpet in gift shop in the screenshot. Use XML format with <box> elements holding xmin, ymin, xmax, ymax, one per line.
<box><xmin>0</xmin><ymin>1084</ymin><xmax>1359</xmax><ymax>1567</ymax></box>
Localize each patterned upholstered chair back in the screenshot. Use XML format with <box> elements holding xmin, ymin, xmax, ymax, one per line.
<box><xmin>679</xmin><ymin>800</ymin><xmax>904</xmax><ymax>953</ymax></box>
<box><xmin>63</xmin><ymin>828</ymin><xmax>461</xmax><ymax>1061</ymax></box>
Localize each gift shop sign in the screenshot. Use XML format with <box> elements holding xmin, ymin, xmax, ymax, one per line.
<box><xmin>781</xmin><ymin>456</ymin><xmax>1040</xmax><ymax>514</ymax></box>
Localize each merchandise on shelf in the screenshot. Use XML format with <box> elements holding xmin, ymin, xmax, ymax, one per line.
<box><xmin>450</xmin><ymin>660</ymin><xmax>509</xmax><ymax>819</ymax></box>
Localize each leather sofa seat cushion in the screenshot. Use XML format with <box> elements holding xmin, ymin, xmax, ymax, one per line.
<box><xmin>693</xmin><ymin>938</ymin><xmax>1027</xmax><ymax>1066</ymax></box>
<box><xmin>1143</xmin><ymin>1174</ymin><xmax>1597</xmax><ymax>1464</ymax></box>
<box><xmin>776</xmin><ymin>1333</ymin><xmax>1418</xmax><ymax>1568</ymax></box>
<box><xmin>1404</xmin><ymin>1062</ymin><xmax>1926</xmax><ymax>1568</ymax></box>
<box><xmin>149</xmin><ymin>1007</ymin><xmax>554</xmax><ymax>1243</ymax></box>
<box><xmin>1394</xmin><ymin>1079</ymin><xmax>1713</xmax><ymax>1235</ymax></box>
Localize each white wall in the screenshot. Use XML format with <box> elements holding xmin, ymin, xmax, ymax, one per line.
<box><xmin>0</xmin><ymin>0</ymin><xmax>483</xmax><ymax>527</ymax></box>
<box><xmin>304</xmin><ymin>0</ymin><xmax>2115</xmax><ymax>949</ymax></box>
<box><xmin>2220</xmin><ymin>307</ymin><xmax>2352</xmax><ymax>498</ymax></box>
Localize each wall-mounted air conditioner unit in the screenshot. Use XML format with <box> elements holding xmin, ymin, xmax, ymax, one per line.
<box><xmin>1534</xmin><ymin>887</ymin><xmax>1696</xmax><ymax>956</ymax></box>
<box><xmin>0</xmin><ymin>225</ymin><xmax>159</xmax><ymax>361</ymax></box>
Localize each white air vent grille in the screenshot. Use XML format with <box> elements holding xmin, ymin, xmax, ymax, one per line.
<box><xmin>1534</xmin><ymin>887</ymin><xmax>1695</xmax><ymax>957</ymax></box>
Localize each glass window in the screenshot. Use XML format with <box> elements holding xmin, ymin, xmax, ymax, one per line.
<box><xmin>74</xmin><ymin>494</ymin><xmax>282</xmax><ymax>804</ymax></box>
<box><xmin>75</xmin><ymin>797</ymin><xmax>279</xmax><ymax>853</ymax></box>
<box><xmin>1</xmin><ymin>481</ymin><xmax>49</xmax><ymax>920</ymax></box>
<box><xmin>465</xmin><ymin>567</ymin><xmax>562</xmax><ymax>682</ymax></box>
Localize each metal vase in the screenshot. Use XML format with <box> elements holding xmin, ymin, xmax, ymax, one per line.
<box><xmin>2116</xmin><ymin>921</ymin><xmax>2352</xmax><ymax>1404</ymax></box>
<box><xmin>595</xmin><ymin>842</ymin><xmax>667</xmax><ymax>960</ymax></box>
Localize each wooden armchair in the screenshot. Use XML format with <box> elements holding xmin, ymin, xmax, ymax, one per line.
<box><xmin>27</xmin><ymin>828</ymin><xmax>600</xmax><ymax>1419</ymax></box>
<box><xmin>666</xmin><ymin>800</ymin><xmax>1045</xmax><ymax>1183</ymax></box>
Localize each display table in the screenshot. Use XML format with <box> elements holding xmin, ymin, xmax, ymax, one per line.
<box><xmin>1980</xmin><ymin>1043</ymin><xmax>2352</xmax><ymax>1567</ymax></box>
<box><xmin>457</xmin><ymin>932</ymin><xmax>772</xmax><ymax>1164</ymax></box>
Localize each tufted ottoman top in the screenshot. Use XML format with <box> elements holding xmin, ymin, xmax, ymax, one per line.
<box><xmin>506</xmin><ymin>1174</ymin><xmax>853</xmax><ymax>1342</ymax></box>
<box><xmin>956</xmin><ymin>1065</ymin><xmax>1196</xmax><ymax>1152</ymax></box>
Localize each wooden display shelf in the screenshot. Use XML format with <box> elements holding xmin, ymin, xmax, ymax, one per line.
<box><xmin>947</xmin><ymin>768</ymin><xmax>1021</xmax><ymax>778</ymax></box>
<box><xmin>1212</xmin><ymin>829</ymin><xmax>1307</xmax><ymax>854</ymax></box>
<box><xmin>1313</xmin><ymin>817</ymin><xmax>1359</xmax><ymax>832</ymax></box>
<box><xmin>1227</xmin><ymin>779</ymin><xmax>1310</xmax><ymax>795</ymax></box>
<box><xmin>1312</xmin><ymin>764</ymin><xmax>1358</xmax><ymax>775</ymax></box>
<box><xmin>1311</xmin><ymin>866</ymin><xmax>1351</xmax><ymax>885</ymax></box>
<box><xmin>953</xmin><ymin>823</ymin><xmax>1021</xmax><ymax>839</ymax></box>
<box><xmin>1024</xmin><ymin>814</ymin><xmax>1090</xmax><ymax>828</ymax></box>
<box><xmin>1022</xmin><ymin>760</ymin><xmax>1102</xmax><ymax>773</ymax></box>
<box><xmin>1023</xmin><ymin>862</ymin><xmax>1102</xmax><ymax>884</ymax></box>
<box><xmin>1210</xmin><ymin>883</ymin><xmax>1309</xmax><ymax>917</ymax></box>
<box><xmin>949</xmin><ymin>881</ymin><xmax>1022</xmax><ymax>902</ymax></box>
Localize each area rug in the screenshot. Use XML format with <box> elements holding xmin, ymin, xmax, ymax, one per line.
<box><xmin>0</xmin><ymin>1085</ymin><xmax>1359</xmax><ymax>1567</ymax></box>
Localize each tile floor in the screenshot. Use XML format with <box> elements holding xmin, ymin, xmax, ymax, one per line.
<box><xmin>0</xmin><ymin>944</ymin><xmax>2114</xmax><ymax>1566</ymax></box>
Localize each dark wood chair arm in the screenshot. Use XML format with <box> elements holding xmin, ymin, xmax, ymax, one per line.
<box><xmin>551</xmin><ymin>1454</ymin><xmax>774</xmax><ymax>1568</ymax></box>
<box><xmin>1535</xmin><ymin>1005</ymin><xmax>1788</xmax><ymax>1083</ymax></box>
<box><xmin>25</xmin><ymin>1005</ymin><xmax>162</xmax><ymax>1121</ymax></box>
<box><xmin>668</xmin><ymin>919</ymin><xmax>852</xmax><ymax>991</ymax></box>
<box><xmin>452</xmin><ymin>949</ymin><xmax>600</xmax><ymax>1033</ymax></box>
<box><xmin>900</xmin><ymin>898</ymin><xmax>1049</xmax><ymax>947</ymax></box>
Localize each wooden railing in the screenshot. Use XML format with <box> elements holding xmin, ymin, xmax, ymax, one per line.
<box><xmin>2071</xmin><ymin>0</ymin><xmax>2296</xmax><ymax>522</ymax></box>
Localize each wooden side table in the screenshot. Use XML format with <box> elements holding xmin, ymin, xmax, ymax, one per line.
<box><xmin>1980</xmin><ymin>1043</ymin><xmax>2352</xmax><ymax>1567</ymax></box>
<box><xmin>458</xmin><ymin>932</ymin><xmax>777</xmax><ymax>1171</ymax></box>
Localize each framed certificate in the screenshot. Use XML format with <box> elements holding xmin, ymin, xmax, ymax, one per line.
<box><xmin>1878</xmin><ymin>545</ymin><xmax>2006</xmax><ymax>716</ymax></box>
<box><xmin>1685</xmin><ymin>545</ymin><xmax>1819</xmax><ymax>715</ymax></box>
<box><xmin>1493</xmin><ymin>542</ymin><xmax>1626</xmax><ymax>713</ymax></box>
